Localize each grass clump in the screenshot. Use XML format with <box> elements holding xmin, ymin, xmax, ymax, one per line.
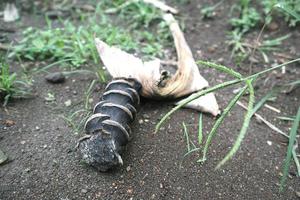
<box><xmin>156</xmin><ymin>58</ymin><xmax>300</xmax><ymax>172</ymax></box>
<box><xmin>262</xmin><ymin>0</ymin><xmax>300</xmax><ymax>26</ymax></box>
<box><xmin>0</xmin><ymin>57</ymin><xmax>31</xmax><ymax>106</ymax></box>
<box><xmin>10</xmin><ymin>1</ymin><xmax>172</xmax><ymax>70</ymax></box>
<box><xmin>10</xmin><ymin>18</ymin><xmax>138</xmax><ymax>68</ymax></box>
<box><xmin>230</xmin><ymin>0</ymin><xmax>261</xmax><ymax>34</ymax></box>
<box><xmin>226</xmin><ymin>0</ymin><xmax>299</xmax><ymax>66</ymax></box>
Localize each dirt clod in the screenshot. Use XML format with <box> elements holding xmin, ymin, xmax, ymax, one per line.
<box><xmin>45</xmin><ymin>72</ymin><xmax>66</xmax><ymax>84</ymax></box>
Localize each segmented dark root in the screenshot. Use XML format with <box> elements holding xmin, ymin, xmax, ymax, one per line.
<box><xmin>78</xmin><ymin>78</ymin><xmax>141</xmax><ymax>172</ymax></box>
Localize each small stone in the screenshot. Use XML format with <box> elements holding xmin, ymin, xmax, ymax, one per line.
<box><xmin>20</xmin><ymin>140</ymin><xmax>26</xmax><ymax>145</ymax></box>
<box><xmin>45</xmin><ymin>72</ymin><xmax>65</xmax><ymax>84</ymax></box>
<box><xmin>4</xmin><ymin>119</ymin><xmax>15</xmax><ymax>127</ymax></box>
<box><xmin>81</xmin><ymin>189</ymin><xmax>88</xmax><ymax>193</ymax></box>
<box><xmin>267</xmin><ymin>22</ymin><xmax>279</xmax><ymax>31</ymax></box>
<box><xmin>267</xmin><ymin>141</ymin><xmax>272</xmax><ymax>146</ymax></box>
<box><xmin>217</xmin><ymin>57</ymin><xmax>224</xmax><ymax>63</ymax></box>
<box><xmin>142</xmin><ymin>114</ymin><xmax>150</xmax><ymax>119</ymax></box>
<box><xmin>127</xmin><ymin>188</ymin><xmax>133</xmax><ymax>194</ymax></box>
<box><xmin>35</xmin><ymin>126</ymin><xmax>40</xmax><ymax>131</ymax></box>
<box><xmin>207</xmin><ymin>46</ymin><xmax>216</xmax><ymax>53</ymax></box>
<box><xmin>138</xmin><ymin>119</ymin><xmax>144</xmax><ymax>124</ymax></box>
<box><xmin>45</xmin><ymin>10</ymin><xmax>69</xmax><ymax>19</ymax></box>
<box><xmin>72</xmin><ymin>91</ymin><xmax>77</xmax><ymax>95</ymax></box>
<box><xmin>4</xmin><ymin>3</ymin><xmax>19</xmax><ymax>22</ymax></box>
<box><xmin>64</xmin><ymin>100</ymin><xmax>72</xmax><ymax>107</ymax></box>
<box><xmin>126</xmin><ymin>166</ymin><xmax>131</xmax><ymax>172</ymax></box>
<box><xmin>24</xmin><ymin>168</ymin><xmax>30</xmax><ymax>173</ymax></box>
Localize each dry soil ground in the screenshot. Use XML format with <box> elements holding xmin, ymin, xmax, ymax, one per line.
<box><xmin>0</xmin><ymin>0</ymin><xmax>300</xmax><ymax>199</ymax></box>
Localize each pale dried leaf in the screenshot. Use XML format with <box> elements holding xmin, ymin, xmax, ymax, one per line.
<box><xmin>4</xmin><ymin>3</ymin><xmax>19</xmax><ymax>22</ymax></box>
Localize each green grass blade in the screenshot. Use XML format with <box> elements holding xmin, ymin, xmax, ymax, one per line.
<box><xmin>182</xmin><ymin>122</ymin><xmax>191</xmax><ymax>152</ymax></box>
<box><xmin>280</xmin><ymin>106</ymin><xmax>300</xmax><ymax>191</ymax></box>
<box><xmin>183</xmin><ymin>148</ymin><xmax>201</xmax><ymax>159</ymax></box>
<box><xmin>198</xmin><ymin>113</ymin><xmax>203</xmax><ymax>145</ymax></box>
<box><xmin>155</xmin><ymin>79</ymin><xmax>241</xmax><ymax>133</ymax></box>
<box><xmin>200</xmin><ymin>84</ymin><xmax>248</xmax><ymax>163</ymax></box>
<box><xmin>292</xmin><ymin>148</ymin><xmax>300</xmax><ymax>176</ymax></box>
<box><xmin>275</xmin><ymin>3</ymin><xmax>300</xmax><ymax>22</ymax></box>
<box><xmin>216</xmin><ymin>79</ymin><xmax>255</xmax><ymax>169</ymax></box>
<box><xmin>246</xmin><ymin>58</ymin><xmax>300</xmax><ymax>80</ymax></box>
<box><xmin>197</xmin><ymin>60</ymin><xmax>243</xmax><ymax>79</ymax></box>
<box><xmin>251</xmin><ymin>89</ymin><xmax>277</xmax><ymax>115</ymax></box>
<box><xmin>155</xmin><ymin>58</ymin><xmax>300</xmax><ymax>133</ymax></box>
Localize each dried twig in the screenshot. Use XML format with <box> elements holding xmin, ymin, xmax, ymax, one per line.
<box><xmin>237</xmin><ymin>101</ymin><xmax>288</xmax><ymax>138</ymax></box>
<box><xmin>142</xmin><ymin>0</ymin><xmax>178</xmax><ymax>14</ymax></box>
<box><xmin>105</xmin><ymin>0</ymin><xmax>178</xmax><ymax>14</ymax></box>
<box><xmin>264</xmin><ymin>104</ymin><xmax>281</xmax><ymax>113</ymax></box>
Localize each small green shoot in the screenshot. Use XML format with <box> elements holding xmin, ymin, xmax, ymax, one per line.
<box><xmin>0</xmin><ymin>58</ymin><xmax>31</xmax><ymax>106</ymax></box>
<box><xmin>182</xmin><ymin>122</ymin><xmax>191</xmax><ymax>152</ymax></box>
<box><xmin>198</xmin><ymin>113</ymin><xmax>203</xmax><ymax>145</ymax></box>
<box><xmin>280</xmin><ymin>107</ymin><xmax>300</xmax><ymax>191</ymax></box>
<box><xmin>200</xmin><ymin>85</ymin><xmax>248</xmax><ymax>163</ymax></box>
<box><xmin>200</xmin><ymin>0</ymin><xmax>225</xmax><ymax>19</ymax></box>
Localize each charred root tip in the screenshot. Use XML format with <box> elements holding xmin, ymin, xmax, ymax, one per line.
<box><xmin>77</xmin><ymin>134</ymin><xmax>123</xmax><ymax>172</ymax></box>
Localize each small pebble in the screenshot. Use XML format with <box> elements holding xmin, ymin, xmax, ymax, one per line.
<box><xmin>64</xmin><ymin>100</ymin><xmax>72</xmax><ymax>107</ymax></box>
<box><xmin>4</xmin><ymin>120</ymin><xmax>15</xmax><ymax>127</ymax></box>
<box><xmin>45</xmin><ymin>72</ymin><xmax>65</xmax><ymax>84</ymax></box>
<box><xmin>81</xmin><ymin>189</ymin><xmax>88</xmax><ymax>193</ymax></box>
<box><xmin>127</xmin><ymin>188</ymin><xmax>133</xmax><ymax>194</ymax></box>
<box><xmin>126</xmin><ymin>166</ymin><xmax>131</xmax><ymax>172</ymax></box>
<box><xmin>35</xmin><ymin>126</ymin><xmax>40</xmax><ymax>131</ymax></box>
<box><xmin>142</xmin><ymin>114</ymin><xmax>150</xmax><ymax>119</ymax></box>
<box><xmin>267</xmin><ymin>141</ymin><xmax>272</xmax><ymax>146</ymax></box>
<box><xmin>267</xmin><ymin>22</ymin><xmax>279</xmax><ymax>31</ymax></box>
<box><xmin>24</xmin><ymin>168</ymin><xmax>31</xmax><ymax>173</ymax></box>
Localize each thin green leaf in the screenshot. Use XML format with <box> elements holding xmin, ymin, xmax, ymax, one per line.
<box><xmin>200</xmin><ymin>84</ymin><xmax>248</xmax><ymax>163</ymax></box>
<box><xmin>155</xmin><ymin>79</ymin><xmax>241</xmax><ymax>132</ymax></box>
<box><xmin>216</xmin><ymin>79</ymin><xmax>255</xmax><ymax>169</ymax></box>
<box><xmin>292</xmin><ymin>147</ymin><xmax>300</xmax><ymax>176</ymax></box>
<box><xmin>275</xmin><ymin>3</ymin><xmax>300</xmax><ymax>22</ymax></box>
<box><xmin>155</xmin><ymin>58</ymin><xmax>300</xmax><ymax>133</ymax></box>
<box><xmin>198</xmin><ymin>113</ymin><xmax>203</xmax><ymax>145</ymax></box>
<box><xmin>251</xmin><ymin>89</ymin><xmax>277</xmax><ymax>115</ymax></box>
<box><xmin>280</xmin><ymin>106</ymin><xmax>300</xmax><ymax>191</ymax></box>
<box><xmin>182</xmin><ymin>122</ymin><xmax>191</xmax><ymax>152</ymax></box>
